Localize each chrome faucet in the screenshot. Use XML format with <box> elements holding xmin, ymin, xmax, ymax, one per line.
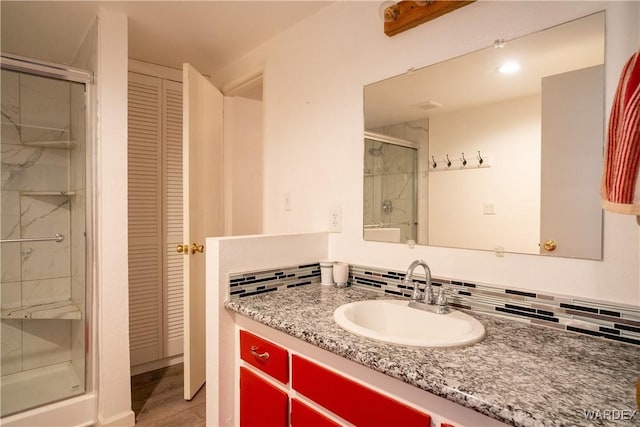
<box><xmin>403</xmin><ymin>259</ymin><xmax>433</xmax><ymax>303</ymax></box>
<box><xmin>402</xmin><ymin>259</ymin><xmax>448</xmax><ymax>314</ymax></box>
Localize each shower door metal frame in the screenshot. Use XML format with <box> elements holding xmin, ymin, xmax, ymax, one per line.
<box><xmin>0</xmin><ymin>53</ymin><xmax>96</xmax><ymax>405</ymax></box>
<box><xmin>1</xmin><ymin>53</ymin><xmax>92</xmax><ymax>84</ymax></box>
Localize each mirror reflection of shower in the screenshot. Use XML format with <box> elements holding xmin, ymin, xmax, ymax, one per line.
<box><xmin>363</xmin><ymin>132</ymin><xmax>418</xmax><ymax>244</ymax></box>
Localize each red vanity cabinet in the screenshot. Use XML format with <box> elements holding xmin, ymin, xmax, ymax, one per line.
<box><xmin>240</xmin><ymin>329</ymin><xmax>289</xmax><ymax>383</ymax></box>
<box><xmin>237</xmin><ymin>328</ymin><xmax>464</xmax><ymax>427</ymax></box>
<box><xmin>240</xmin><ymin>367</ymin><xmax>288</xmax><ymax>427</ymax></box>
<box><xmin>292</xmin><ymin>354</ymin><xmax>431</xmax><ymax>426</ymax></box>
<box><xmin>239</xmin><ymin>330</ymin><xmax>290</xmax><ymax>427</ymax></box>
<box><xmin>290</xmin><ymin>398</ymin><xmax>341</xmax><ymax>427</ymax></box>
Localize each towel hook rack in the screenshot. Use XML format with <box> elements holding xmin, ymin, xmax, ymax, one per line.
<box><xmin>429</xmin><ymin>151</ymin><xmax>490</xmax><ymax>172</ymax></box>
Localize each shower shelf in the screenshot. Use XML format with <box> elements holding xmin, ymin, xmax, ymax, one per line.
<box><xmin>1</xmin><ymin>299</ymin><xmax>82</xmax><ymax>320</ymax></box>
<box><xmin>21</xmin><ymin>140</ymin><xmax>75</xmax><ymax>149</ymax></box>
<box><xmin>21</xmin><ymin>191</ymin><xmax>76</xmax><ymax>197</ymax></box>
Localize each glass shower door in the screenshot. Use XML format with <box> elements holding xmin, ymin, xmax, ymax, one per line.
<box><xmin>1</xmin><ymin>67</ymin><xmax>87</xmax><ymax>416</ymax></box>
<box><xmin>363</xmin><ymin>137</ymin><xmax>418</xmax><ymax>243</ymax></box>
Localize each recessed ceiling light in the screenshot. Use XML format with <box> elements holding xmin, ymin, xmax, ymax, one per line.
<box><xmin>499</xmin><ymin>61</ymin><xmax>521</xmax><ymax>74</ymax></box>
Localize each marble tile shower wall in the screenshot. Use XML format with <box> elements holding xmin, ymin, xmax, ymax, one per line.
<box><xmin>1</xmin><ymin>70</ymin><xmax>81</xmax><ymax>376</ymax></box>
<box><xmin>228</xmin><ymin>262</ymin><xmax>640</xmax><ymax>347</ymax></box>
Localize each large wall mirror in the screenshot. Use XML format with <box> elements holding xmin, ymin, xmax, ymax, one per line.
<box><xmin>363</xmin><ymin>12</ymin><xmax>605</xmax><ymax>260</ymax></box>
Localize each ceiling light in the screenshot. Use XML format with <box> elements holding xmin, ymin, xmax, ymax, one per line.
<box><xmin>498</xmin><ymin>61</ymin><xmax>521</xmax><ymax>74</ymax></box>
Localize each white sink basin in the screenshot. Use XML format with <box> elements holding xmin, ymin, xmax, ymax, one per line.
<box><xmin>333</xmin><ymin>299</ymin><xmax>485</xmax><ymax>348</ymax></box>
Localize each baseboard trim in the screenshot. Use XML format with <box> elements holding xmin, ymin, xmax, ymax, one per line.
<box><xmin>97</xmin><ymin>409</ymin><xmax>135</xmax><ymax>427</ymax></box>
<box><xmin>130</xmin><ymin>355</ymin><xmax>184</xmax><ymax>376</ymax></box>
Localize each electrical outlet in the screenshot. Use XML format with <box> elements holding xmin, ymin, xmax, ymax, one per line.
<box><xmin>329</xmin><ymin>206</ymin><xmax>342</xmax><ymax>232</ymax></box>
<box><xmin>284</xmin><ymin>192</ymin><xmax>292</xmax><ymax>211</ymax></box>
<box><xmin>483</xmin><ymin>203</ymin><xmax>496</xmax><ymax>215</ymax></box>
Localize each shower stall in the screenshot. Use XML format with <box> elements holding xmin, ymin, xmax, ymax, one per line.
<box><xmin>363</xmin><ymin>132</ymin><xmax>418</xmax><ymax>243</ymax></box>
<box><xmin>1</xmin><ymin>55</ymin><xmax>92</xmax><ymax>419</ymax></box>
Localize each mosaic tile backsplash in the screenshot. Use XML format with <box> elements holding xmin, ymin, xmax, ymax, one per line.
<box><xmin>229</xmin><ymin>262</ymin><xmax>640</xmax><ymax>347</ymax></box>
<box><xmin>229</xmin><ymin>263</ymin><xmax>320</xmax><ymax>299</ymax></box>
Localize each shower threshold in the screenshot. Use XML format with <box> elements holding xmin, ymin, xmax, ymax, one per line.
<box><xmin>1</xmin><ymin>361</ymin><xmax>83</xmax><ymax>417</ymax></box>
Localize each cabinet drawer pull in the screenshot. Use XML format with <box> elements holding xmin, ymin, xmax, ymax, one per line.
<box><xmin>250</xmin><ymin>346</ymin><xmax>270</xmax><ymax>360</ymax></box>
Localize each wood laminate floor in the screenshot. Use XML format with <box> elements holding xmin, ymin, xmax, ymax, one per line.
<box><xmin>131</xmin><ymin>364</ymin><xmax>206</xmax><ymax>426</ymax></box>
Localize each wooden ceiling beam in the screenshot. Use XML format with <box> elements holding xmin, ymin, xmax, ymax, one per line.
<box><xmin>384</xmin><ymin>1</ymin><xmax>476</xmax><ymax>37</ymax></box>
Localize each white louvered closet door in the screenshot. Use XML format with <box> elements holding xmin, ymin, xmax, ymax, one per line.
<box><xmin>128</xmin><ymin>73</ymin><xmax>163</xmax><ymax>365</ymax></box>
<box><xmin>128</xmin><ymin>72</ymin><xmax>184</xmax><ymax>367</ymax></box>
<box><xmin>163</xmin><ymin>80</ymin><xmax>184</xmax><ymax>358</ymax></box>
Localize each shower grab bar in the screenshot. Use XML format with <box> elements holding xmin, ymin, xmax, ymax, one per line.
<box><xmin>0</xmin><ymin>233</ymin><xmax>64</xmax><ymax>244</ymax></box>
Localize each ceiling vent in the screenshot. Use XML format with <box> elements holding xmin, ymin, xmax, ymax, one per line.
<box><xmin>412</xmin><ymin>100</ymin><xmax>442</xmax><ymax>110</ymax></box>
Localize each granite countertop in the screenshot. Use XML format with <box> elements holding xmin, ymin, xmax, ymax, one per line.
<box><xmin>225</xmin><ymin>284</ymin><xmax>640</xmax><ymax>427</ymax></box>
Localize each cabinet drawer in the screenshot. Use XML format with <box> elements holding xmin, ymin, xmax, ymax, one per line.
<box><xmin>292</xmin><ymin>355</ymin><xmax>431</xmax><ymax>426</ymax></box>
<box><xmin>291</xmin><ymin>399</ymin><xmax>341</xmax><ymax>427</ymax></box>
<box><xmin>240</xmin><ymin>367</ymin><xmax>288</xmax><ymax>427</ymax></box>
<box><xmin>240</xmin><ymin>330</ymin><xmax>289</xmax><ymax>384</ymax></box>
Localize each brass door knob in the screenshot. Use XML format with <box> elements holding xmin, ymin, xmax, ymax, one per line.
<box><xmin>191</xmin><ymin>243</ymin><xmax>204</xmax><ymax>254</ymax></box>
<box><xmin>176</xmin><ymin>244</ymin><xmax>189</xmax><ymax>255</ymax></box>
<box><xmin>543</xmin><ymin>240</ymin><xmax>557</xmax><ymax>252</ymax></box>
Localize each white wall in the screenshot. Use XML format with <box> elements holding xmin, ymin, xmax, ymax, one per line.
<box><xmin>213</xmin><ymin>1</ymin><xmax>640</xmax><ymax>305</ymax></box>
<box><xmin>223</xmin><ymin>97</ymin><xmax>264</xmax><ymax>235</ymax></box>
<box><xmin>428</xmin><ymin>95</ymin><xmax>541</xmax><ymax>254</ymax></box>
<box><xmin>95</xmin><ymin>8</ymin><xmax>135</xmax><ymax>427</ymax></box>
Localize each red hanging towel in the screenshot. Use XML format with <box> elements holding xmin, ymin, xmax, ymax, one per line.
<box><xmin>601</xmin><ymin>48</ymin><xmax>640</xmax><ymax>214</ymax></box>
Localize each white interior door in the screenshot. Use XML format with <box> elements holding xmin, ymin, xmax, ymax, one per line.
<box><xmin>182</xmin><ymin>63</ymin><xmax>224</xmax><ymax>400</ymax></box>
<box><xmin>540</xmin><ymin>65</ymin><xmax>604</xmax><ymax>259</ymax></box>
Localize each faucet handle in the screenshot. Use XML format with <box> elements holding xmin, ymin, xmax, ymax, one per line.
<box><xmin>404</xmin><ymin>279</ymin><xmax>421</xmax><ymax>301</ymax></box>
<box><xmin>424</xmin><ymin>285</ymin><xmax>434</xmax><ymax>304</ymax></box>
<box><xmin>436</xmin><ymin>287</ymin><xmax>449</xmax><ymax>314</ymax></box>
